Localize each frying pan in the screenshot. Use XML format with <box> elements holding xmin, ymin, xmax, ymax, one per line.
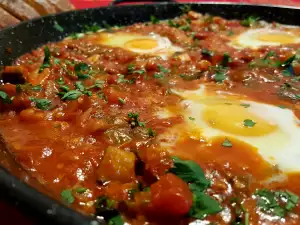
<box><xmin>0</xmin><ymin>1</ymin><xmax>300</xmax><ymax>224</ymax></box>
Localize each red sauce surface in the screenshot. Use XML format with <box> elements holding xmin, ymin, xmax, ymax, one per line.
<box><xmin>0</xmin><ymin>11</ymin><xmax>299</xmax><ymax>224</ymax></box>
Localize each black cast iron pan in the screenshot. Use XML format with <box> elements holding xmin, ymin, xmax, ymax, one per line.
<box><xmin>0</xmin><ymin>1</ymin><xmax>300</xmax><ymax>224</ymax></box>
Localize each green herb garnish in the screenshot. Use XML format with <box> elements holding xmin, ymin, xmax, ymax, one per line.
<box><xmin>243</xmin><ymin>119</ymin><xmax>256</xmax><ymax>127</ymax></box>
<box><xmin>240</xmin><ymin>16</ymin><xmax>259</xmax><ymax>27</ymax></box>
<box><xmin>61</xmin><ymin>90</ymin><xmax>82</xmax><ymax>100</ymax></box>
<box><xmin>222</xmin><ymin>138</ymin><xmax>232</xmax><ymax>147</ymax></box>
<box><xmin>39</xmin><ymin>46</ymin><xmax>51</xmax><ymax>73</ymax></box>
<box><xmin>0</xmin><ymin>91</ymin><xmax>13</xmax><ymax>104</ymax></box>
<box><xmin>75</xmin><ymin>187</ymin><xmax>88</xmax><ymax>194</ymax></box>
<box><xmin>118</xmin><ymin>98</ymin><xmax>126</xmax><ymax>105</ymax></box>
<box><xmin>61</xmin><ymin>189</ymin><xmax>74</xmax><ymax>204</ymax></box>
<box><xmin>255</xmin><ymin>189</ymin><xmax>299</xmax><ymax>217</ymax></box>
<box><xmin>74</xmin><ymin>63</ymin><xmax>92</xmax><ymax>80</ymax></box>
<box><xmin>150</xmin><ymin>15</ymin><xmax>159</xmax><ymax>24</ymax></box>
<box><xmin>148</xmin><ymin>128</ymin><xmax>156</xmax><ymax>137</ymax></box>
<box><xmin>240</xmin><ymin>103</ymin><xmax>250</xmax><ymax>108</ymax></box>
<box><xmin>29</xmin><ymin>97</ymin><xmax>52</xmax><ymax>110</ymax></box>
<box><xmin>53</xmin><ymin>21</ymin><xmax>64</xmax><ymax>32</ymax></box>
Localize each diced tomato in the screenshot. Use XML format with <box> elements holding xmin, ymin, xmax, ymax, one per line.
<box><xmin>107</xmin><ymin>75</ymin><xmax>118</xmax><ymax>84</ymax></box>
<box><xmin>150</xmin><ymin>173</ymin><xmax>193</xmax><ymax>216</ymax></box>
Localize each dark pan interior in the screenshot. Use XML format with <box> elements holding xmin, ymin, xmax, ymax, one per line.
<box><xmin>0</xmin><ymin>2</ymin><xmax>300</xmax><ymax>225</ymax></box>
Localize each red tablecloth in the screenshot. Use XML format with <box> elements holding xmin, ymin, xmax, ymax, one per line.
<box><xmin>1</xmin><ymin>0</ymin><xmax>300</xmax><ymax>224</ymax></box>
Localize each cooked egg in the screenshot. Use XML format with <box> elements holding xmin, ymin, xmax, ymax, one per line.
<box><xmin>96</xmin><ymin>32</ymin><xmax>183</xmax><ymax>59</ymax></box>
<box><xmin>230</xmin><ymin>28</ymin><xmax>300</xmax><ymax>49</ymax></box>
<box><xmin>156</xmin><ymin>86</ymin><xmax>300</xmax><ymax>173</ymax></box>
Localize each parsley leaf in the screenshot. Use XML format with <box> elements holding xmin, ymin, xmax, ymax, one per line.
<box><xmin>240</xmin><ymin>16</ymin><xmax>259</xmax><ymax>27</ymax></box>
<box><xmin>222</xmin><ymin>138</ymin><xmax>232</xmax><ymax>147</ymax></box>
<box><xmin>255</xmin><ymin>189</ymin><xmax>299</xmax><ymax>217</ymax></box>
<box><xmin>201</xmin><ymin>48</ymin><xmax>214</xmax><ymax>57</ymax></box>
<box><xmin>61</xmin><ymin>90</ymin><xmax>82</xmax><ymax>100</ymax></box>
<box><xmin>154</xmin><ymin>73</ymin><xmax>164</xmax><ymax>79</ymax></box>
<box><xmin>243</xmin><ymin>119</ymin><xmax>256</xmax><ymax>127</ymax></box>
<box><xmin>53</xmin><ymin>21</ymin><xmax>64</xmax><ymax>32</ymax></box>
<box><xmin>118</xmin><ymin>98</ymin><xmax>126</xmax><ymax>105</ymax></box>
<box><xmin>213</xmin><ymin>66</ymin><xmax>228</xmax><ymax>83</ymax></box>
<box><xmin>240</xmin><ymin>103</ymin><xmax>250</xmax><ymax>108</ymax></box>
<box><xmin>189</xmin><ymin>191</ymin><xmax>222</xmax><ymax>219</ymax></box>
<box><xmin>169</xmin><ymin>157</ymin><xmax>210</xmax><ymax>189</ymax></box>
<box><xmin>84</xmin><ymin>23</ymin><xmax>101</xmax><ymax>33</ymax></box>
<box><xmin>0</xmin><ymin>91</ymin><xmax>13</xmax><ymax>104</ymax></box>
<box><xmin>148</xmin><ymin>128</ymin><xmax>156</xmax><ymax>137</ymax></box>
<box><xmin>150</xmin><ymin>15</ymin><xmax>159</xmax><ymax>24</ymax></box>
<box><xmin>39</xmin><ymin>46</ymin><xmax>51</xmax><ymax>73</ymax></box>
<box><xmin>75</xmin><ymin>187</ymin><xmax>88</xmax><ymax>194</ymax></box>
<box><xmin>74</xmin><ymin>63</ymin><xmax>92</xmax><ymax>80</ymax></box>
<box><xmin>281</xmin><ymin>55</ymin><xmax>296</xmax><ymax>67</ymax></box>
<box><xmin>29</xmin><ymin>97</ymin><xmax>52</xmax><ymax>110</ymax></box>
<box><xmin>56</xmin><ymin>77</ymin><xmax>65</xmax><ymax>85</ymax></box>
<box><xmin>221</xmin><ymin>53</ymin><xmax>232</xmax><ymax>67</ymax></box>
<box><xmin>61</xmin><ymin>189</ymin><xmax>74</xmax><ymax>204</ymax></box>
<box><xmin>108</xmin><ymin>214</ymin><xmax>124</xmax><ymax>225</ymax></box>
<box><xmin>189</xmin><ymin>117</ymin><xmax>195</xmax><ymax>121</ymax></box>
<box><xmin>128</xmin><ymin>112</ymin><xmax>145</xmax><ymax>128</ymax></box>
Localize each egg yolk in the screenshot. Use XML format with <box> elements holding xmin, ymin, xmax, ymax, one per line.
<box><xmin>202</xmin><ymin>104</ymin><xmax>278</xmax><ymax>136</ymax></box>
<box><xmin>124</xmin><ymin>38</ymin><xmax>158</xmax><ymax>50</ymax></box>
<box><xmin>257</xmin><ymin>33</ymin><xmax>297</xmax><ymax>44</ymax></box>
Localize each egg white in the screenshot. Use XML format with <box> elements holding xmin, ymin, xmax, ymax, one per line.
<box><xmin>230</xmin><ymin>28</ymin><xmax>300</xmax><ymax>49</ymax></box>
<box><xmin>156</xmin><ymin>86</ymin><xmax>300</xmax><ymax>173</ymax></box>
<box><xmin>96</xmin><ymin>32</ymin><xmax>183</xmax><ymax>59</ymax></box>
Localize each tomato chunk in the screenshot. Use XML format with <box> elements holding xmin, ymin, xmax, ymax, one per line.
<box><xmin>150</xmin><ymin>173</ymin><xmax>193</xmax><ymax>216</ymax></box>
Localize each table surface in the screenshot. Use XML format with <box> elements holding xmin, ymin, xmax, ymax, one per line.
<box><xmin>1</xmin><ymin>0</ymin><xmax>300</xmax><ymax>224</ymax></box>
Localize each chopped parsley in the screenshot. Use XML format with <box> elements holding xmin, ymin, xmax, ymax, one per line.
<box><xmin>75</xmin><ymin>187</ymin><xmax>88</xmax><ymax>194</ymax></box>
<box><xmin>128</xmin><ymin>112</ymin><xmax>145</xmax><ymax>128</ymax></box>
<box><xmin>278</xmin><ymin>105</ymin><xmax>287</xmax><ymax>109</ymax></box>
<box><xmin>150</xmin><ymin>15</ymin><xmax>159</xmax><ymax>24</ymax></box>
<box><xmin>169</xmin><ymin>157</ymin><xmax>210</xmax><ymax>189</ymax></box>
<box><xmin>108</xmin><ymin>214</ymin><xmax>124</xmax><ymax>225</ymax></box>
<box><xmin>61</xmin><ymin>90</ymin><xmax>82</xmax><ymax>100</ymax></box>
<box><xmin>74</xmin><ymin>63</ymin><xmax>92</xmax><ymax>80</ymax></box>
<box><xmin>56</xmin><ymin>77</ymin><xmax>65</xmax><ymax>85</ymax></box>
<box><xmin>0</xmin><ymin>91</ymin><xmax>13</xmax><ymax>104</ymax></box>
<box><xmin>243</xmin><ymin>119</ymin><xmax>256</xmax><ymax>127</ymax></box>
<box><xmin>168</xmin><ymin>20</ymin><xmax>180</xmax><ymax>28</ymax></box>
<box><xmin>61</xmin><ymin>189</ymin><xmax>74</xmax><ymax>204</ymax></box>
<box><xmin>201</xmin><ymin>48</ymin><xmax>214</xmax><ymax>57</ymax></box>
<box><xmin>127</xmin><ymin>64</ymin><xmax>145</xmax><ymax>75</ymax></box>
<box><xmin>69</xmin><ymin>33</ymin><xmax>80</xmax><ymax>39</ymax></box>
<box><xmin>29</xmin><ymin>97</ymin><xmax>52</xmax><ymax>110</ymax></box>
<box><xmin>118</xmin><ymin>97</ymin><xmax>126</xmax><ymax>105</ymax></box>
<box><xmin>221</xmin><ymin>53</ymin><xmax>232</xmax><ymax>67</ymax></box>
<box><xmin>189</xmin><ymin>117</ymin><xmax>195</xmax><ymax>121</ymax></box>
<box><xmin>39</xmin><ymin>46</ymin><xmax>51</xmax><ymax>73</ymax></box>
<box><xmin>170</xmin><ymin>157</ymin><xmax>222</xmax><ymax>219</ymax></box>
<box><xmin>222</xmin><ymin>138</ymin><xmax>232</xmax><ymax>147</ymax></box>
<box><xmin>227</xmin><ymin>30</ymin><xmax>234</xmax><ymax>36</ymax></box>
<box><xmin>154</xmin><ymin>65</ymin><xmax>170</xmax><ymax>79</ymax></box>
<box><xmin>53</xmin><ymin>21</ymin><xmax>64</xmax><ymax>32</ymax></box>
<box><xmin>189</xmin><ymin>190</ymin><xmax>223</xmax><ymax>219</ymax></box>
<box><xmin>84</xmin><ymin>23</ymin><xmax>102</xmax><ymax>33</ymax></box>
<box><xmin>148</xmin><ymin>128</ymin><xmax>156</xmax><ymax>137</ymax></box>
<box><xmin>240</xmin><ymin>103</ymin><xmax>250</xmax><ymax>108</ymax></box>
<box><xmin>180</xmin><ymin>5</ymin><xmax>191</xmax><ymax>14</ymax></box>
<box><xmin>255</xmin><ymin>189</ymin><xmax>299</xmax><ymax>217</ymax></box>
<box><xmin>213</xmin><ymin>66</ymin><xmax>228</xmax><ymax>83</ymax></box>
<box><xmin>281</xmin><ymin>55</ymin><xmax>296</xmax><ymax>67</ymax></box>
<box><xmin>240</xmin><ymin>16</ymin><xmax>259</xmax><ymax>27</ymax></box>
<box><xmin>154</xmin><ymin>73</ymin><xmax>164</xmax><ymax>79</ymax></box>
<box><xmin>117</xmin><ymin>74</ymin><xmax>130</xmax><ymax>84</ymax></box>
